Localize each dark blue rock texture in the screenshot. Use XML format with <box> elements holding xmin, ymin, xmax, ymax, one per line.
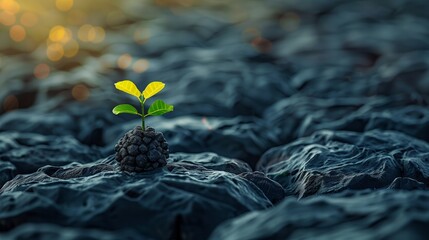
<box><xmin>1</xmin><ymin>0</ymin><xmax>429</xmax><ymax>239</ymax></box>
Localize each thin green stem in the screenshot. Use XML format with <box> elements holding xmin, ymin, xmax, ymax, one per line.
<box><xmin>140</xmin><ymin>97</ymin><xmax>146</xmax><ymax>130</ymax></box>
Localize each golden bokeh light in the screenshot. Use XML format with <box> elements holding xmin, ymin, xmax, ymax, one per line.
<box><xmin>47</xmin><ymin>43</ymin><xmax>64</xmax><ymax>61</ymax></box>
<box><xmin>133</xmin><ymin>29</ymin><xmax>150</xmax><ymax>44</ymax></box>
<box><xmin>2</xmin><ymin>94</ymin><xmax>19</xmax><ymax>112</ymax></box>
<box><xmin>9</xmin><ymin>24</ymin><xmax>25</xmax><ymax>42</ymax></box>
<box><xmin>20</xmin><ymin>12</ymin><xmax>38</xmax><ymax>27</ymax></box>
<box><xmin>56</xmin><ymin>0</ymin><xmax>74</xmax><ymax>12</ymax></box>
<box><xmin>63</xmin><ymin>39</ymin><xmax>79</xmax><ymax>58</ymax></box>
<box><xmin>78</xmin><ymin>24</ymin><xmax>105</xmax><ymax>43</ymax></box>
<box><xmin>71</xmin><ymin>84</ymin><xmax>90</xmax><ymax>101</ymax></box>
<box><xmin>78</xmin><ymin>24</ymin><xmax>91</xmax><ymax>42</ymax></box>
<box><xmin>87</xmin><ymin>26</ymin><xmax>96</xmax><ymax>42</ymax></box>
<box><xmin>117</xmin><ymin>54</ymin><xmax>132</xmax><ymax>69</ymax></box>
<box><xmin>0</xmin><ymin>0</ymin><xmax>20</xmax><ymax>14</ymax></box>
<box><xmin>132</xmin><ymin>59</ymin><xmax>150</xmax><ymax>73</ymax></box>
<box><xmin>0</xmin><ymin>1</ymin><xmax>114</xmax><ymax>62</ymax></box>
<box><xmin>34</xmin><ymin>63</ymin><xmax>50</xmax><ymax>79</ymax></box>
<box><xmin>0</xmin><ymin>11</ymin><xmax>15</xmax><ymax>26</ymax></box>
<box><xmin>92</xmin><ymin>26</ymin><xmax>105</xmax><ymax>43</ymax></box>
<box><xmin>49</xmin><ymin>25</ymin><xmax>72</xmax><ymax>43</ymax></box>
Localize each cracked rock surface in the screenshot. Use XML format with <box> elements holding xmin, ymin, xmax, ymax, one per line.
<box><xmin>0</xmin><ymin>154</ymin><xmax>271</xmax><ymax>240</ymax></box>
<box><xmin>210</xmin><ymin>190</ymin><xmax>429</xmax><ymax>240</ymax></box>
<box><xmin>258</xmin><ymin>130</ymin><xmax>429</xmax><ymax>197</ymax></box>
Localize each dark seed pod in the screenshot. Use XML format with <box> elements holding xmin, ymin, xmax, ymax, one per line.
<box><xmin>114</xmin><ymin>126</ymin><xmax>169</xmax><ymax>172</ymax></box>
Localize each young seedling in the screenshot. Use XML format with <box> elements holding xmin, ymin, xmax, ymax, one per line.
<box><xmin>112</xmin><ymin>80</ymin><xmax>174</xmax><ymax>129</ymax></box>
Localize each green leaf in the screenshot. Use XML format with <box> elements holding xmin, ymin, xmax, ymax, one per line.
<box><xmin>143</xmin><ymin>81</ymin><xmax>165</xmax><ymax>99</ymax></box>
<box><xmin>146</xmin><ymin>100</ymin><xmax>174</xmax><ymax>116</ymax></box>
<box><xmin>112</xmin><ymin>104</ymin><xmax>141</xmax><ymax>116</ymax></box>
<box><xmin>114</xmin><ymin>80</ymin><xmax>141</xmax><ymax>100</ymax></box>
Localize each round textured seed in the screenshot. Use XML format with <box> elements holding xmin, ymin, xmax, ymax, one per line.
<box><xmin>156</xmin><ymin>133</ymin><xmax>165</xmax><ymax>141</ymax></box>
<box><xmin>151</xmin><ymin>141</ymin><xmax>160</xmax><ymax>148</ymax></box>
<box><xmin>145</xmin><ymin>131</ymin><xmax>156</xmax><ymax>138</ymax></box>
<box><xmin>127</xmin><ymin>145</ymin><xmax>140</xmax><ymax>156</ymax></box>
<box><xmin>119</xmin><ymin>148</ymin><xmax>127</xmax><ymax>158</ymax></box>
<box><xmin>139</xmin><ymin>144</ymin><xmax>148</xmax><ymax>153</ymax></box>
<box><xmin>148</xmin><ymin>150</ymin><xmax>161</xmax><ymax>162</ymax></box>
<box><xmin>130</xmin><ymin>136</ymin><xmax>142</xmax><ymax>145</ymax></box>
<box><xmin>143</xmin><ymin>137</ymin><xmax>152</xmax><ymax>144</ymax></box>
<box><xmin>135</xmin><ymin>155</ymin><xmax>145</xmax><ymax>167</ymax></box>
<box><xmin>123</xmin><ymin>156</ymin><xmax>134</xmax><ymax>164</ymax></box>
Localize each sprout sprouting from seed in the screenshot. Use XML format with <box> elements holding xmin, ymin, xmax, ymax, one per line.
<box><xmin>112</xmin><ymin>80</ymin><xmax>174</xmax><ymax>129</ymax></box>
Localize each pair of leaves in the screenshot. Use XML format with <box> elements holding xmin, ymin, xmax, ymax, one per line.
<box><xmin>112</xmin><ymin>80</ymin><xmax>173</xmax><ymax>117</ymax></box>
<box><xmin>112</xmin><ymin>100</ymin><xmax>174</xmax><ymax>117</ymax></box>
<box><xmin>114</xmin><ymin>80</ymin><xmax>165</xmax><ymax>101</ymax></box>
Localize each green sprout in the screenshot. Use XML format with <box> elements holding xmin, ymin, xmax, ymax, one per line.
<box><xmin>112</xmin><ymin>80</ymin><xmax>174</xmax><ymax>129</ymax></box>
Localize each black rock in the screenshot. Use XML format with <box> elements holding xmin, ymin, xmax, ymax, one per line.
<box><xmin>168</xmin><ymin>152</ymin><xmax>252</xmax><ymax>174</ymax></box>
<box><xmin>239</xmin><ymin>171</ymin><xmax>286</xmax><ymax>204</ymax></box>
<box><xmin>0</xmin><ymin>154</ymin><xmax>272</xmax><ymax>240</ymax></box>
<box><xmin>0</xmin><ymin>223</ymin><xmax>146</xmax><ymax>240</ymax></box>
<box><xmin>210</xmin><ymin>190</ymin><xmax>429</xmax><ymax>240</ymax></box>
<box><xmin>0</xmin><ymin>161</ymin><xmax>15</xmax><ymax>188</ymax></box>
<box><xmin>115</xmin><ymin>126</ymin><xmax>169</xmax><ymax>172</ymax></box>
<box><xmin>258</xmin><ymin>130</ymin><xmax>429</xmax><ymax>197</ymax></box>
<box><xmin>0</xmin><ymin>132</ymin><xmax>103</xmax><ymax>175</ymax></box>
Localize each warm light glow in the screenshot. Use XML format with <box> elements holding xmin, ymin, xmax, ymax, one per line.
<box><xmin>1</xmin><ymin>0</ymin><xmax>20</xmax><ymax>14</ymax></box>
<box><xmin>71</xmin><ymin>84</ymin><xmax>90</xmax><ymax>101</ymax></box>
<box><xmin>251</xmin><ymin>37</ymin><xmax>272</xmax><ymax>52</ymax></box>
<box><xmin>0</xmin><ymin>11</ymin><xmax>15</xmax><ymax>26</ymax></box>
<box><xmin>67</xmin><ymin>10</ymin><xmax>86</xmax><ymax>25</ymax></box>
<box><xmin>56</xmin><ymin>0</ymin><xmax>74</xmax><ymax>12</ymax></box>
<box><xmin>87</xmin><ymin>26</ymin><xmax>96</xmax><ymax>42</ymax></box>
<box><xmin>106</xmin><ymin>11</ymin><xmax>125</xmax><ymax>26</ymax></box>
<box><xmin>49</xmin><ymin>25</ymin><xmax>71</xmax><ymax>43</ymax></box>
<box><xmin>2</xmin><ymin>94</ymin><xmax>19</xmax><ymax>112</ymax></box>
<box><xmin>155</xmin><ymin>0</ymin><xmax>195</xmax><ymax>8</ymax></box>
<box><xmin>133</xmin><ymin>29</ymin><xmax>150</xmax><ymax>44</ymax></box>
<box><xmin>78</xmin><ymin>24</ymin><xmax>92</xmax><ymax>42</ymax></box>
<box><xmin>132</xmin><ymin>59</ymin><xmax>150</xmax><ymax>73</ymax></box>
<box><xmin>117</xmin><ymin>54</ymin><xmax>132</xmax><ymax>69</ymax></box>
<box><xmin>63</xmin><ymin>39</ymin><xmax>79</xmax><ymax>58</ymax></box>
<box><xmin>34</xmin><ymin>63</ymin><xmax>50</xmax><ymax>79</ymax></box>
<box><xmin>47</xmin><ymin>43</ymin><xmax>64</xmax><ymax>61</ymax></box>
<box><xmin>20</xmin><ymin>12</ymin><xmax>38</xmax><ymax>27</ymax></box>
<box><xmin>78</xmin><ymin>24</ymin><xmax>104</xmax><ymax>43</ymax></box>
<box><xmin>93</xmin><ymin>26</ymin><xmax>105</xmax><ymax>43</ymax></box>
<box><xmin>9</xmin><ymin>24</ymin><xmax>25</xmax><ymax>42</ymax></box>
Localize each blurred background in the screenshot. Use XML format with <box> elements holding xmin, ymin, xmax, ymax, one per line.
<box><xmin>0</xmin><ymin>0</ymin><xmax>279</xmax><ymax>114</ymax></box>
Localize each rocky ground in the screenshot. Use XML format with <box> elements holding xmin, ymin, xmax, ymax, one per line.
<box><xmin>1</xmin><ymin>0</ymin><xmax>429</xmax><ymax>239</ymax></box>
